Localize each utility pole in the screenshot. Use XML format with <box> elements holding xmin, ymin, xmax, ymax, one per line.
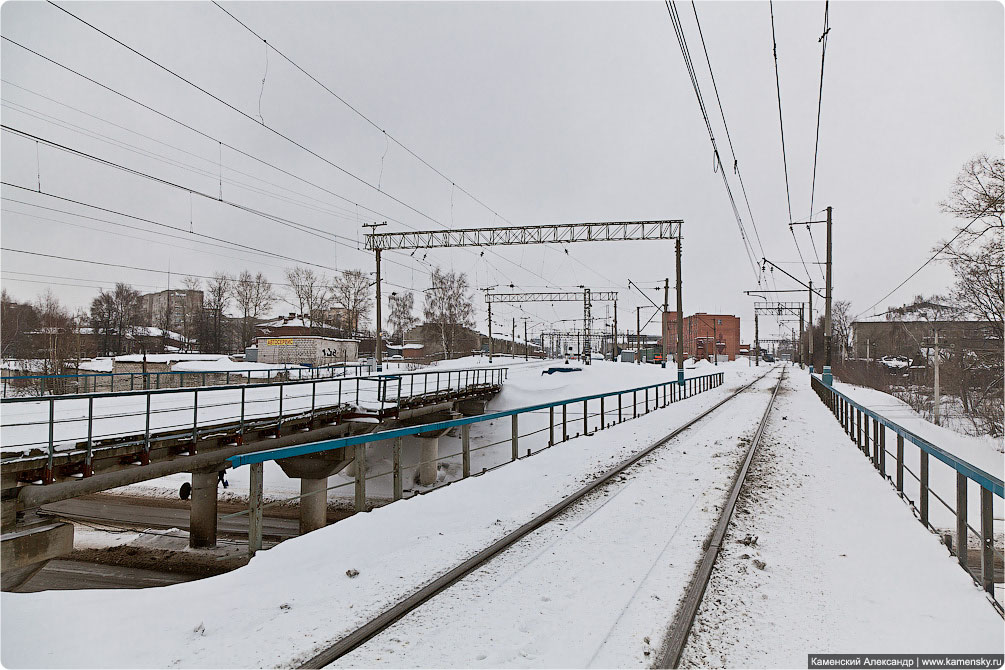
<box><xmin>799</xmin><ymin>305</ymin><xmax>805</xmax><ymax>369</ymax></box>
<box><xmin>524</xmin><ymin>318</ymin><xmax>529</xmax><ymax>361</ymax></box>
<box><xmin>823</xmin><ymin>205</ymin><xmax>833</xmax><ymax>384</ymax></box>
<box><xmin>583</xmin><ymin>288</ymin><xmax>592</xmax><ymax>365</ymax></box>
<box><xmin>713</xmin><ymin>317</ymin><xmax>718</xmax><ymax>366</ymax></box>
<box><xmin>808</xmin><ymin>279</ymin><xmax>814</xmax><ymax>373</ymax></box>
<box><xmin>636</xmin><ymin>306</ymin><xmax>642</xmax><ymax>364</ymax></box>
<box><xmin>363</xmin><ymin>222</ymin><xmax>387</xmax><ymax>371</ymax></box>
<box><xmin>675</xmin><ymin>238</ymin><xmax>684</xmax><ymax>384</ymax></box>
<box><xmin>485</xmin><ymin>287</ymin><xmax>493</xmax><ymax>363</ymax></box>
<box><xmin>933</xmin><ymin>327</ymin><xmax>941</xmax><ymax>426</ymax></box>
<box><xmin>511</xmin><ymin>318</ymin><xmax>515</xmax><ymax>358</ymax></box>
<box><xmin>613</xmin><ymin>299</ymin><xmax>618</xmax><ymax>361</ymax></box>
<box><xmin>662</xmin><ymin>278</ymin><xmax>669</xmax><ymax>368</ymax></box>
<box><xmin>755</xmin><ymin>313</ymin><xmax>760</xmax><ymax>366</ymax></box>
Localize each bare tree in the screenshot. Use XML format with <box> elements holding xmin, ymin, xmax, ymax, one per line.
<box><xmin>939</xmin><ymin>143</ymin><xmax>1003</xmax><ymax>242</ymax></box>
<box><xmin>423</xmin><ymin>268</ymin><xmax>475</xmax><ymax>358</ymax></box>
<box><xmin>832</xmin><ymin>299</ymin><xmax>852</xmax><ymax>361</ymax></box>
<box><xmin>203</xmin><ymin>273</ymin><xmax>232</xmax><ymax>353</ymax></box>
<box><xmin>90</xmin><ymin>283</ymin><xmax>141</xmax><ymax>355</ymax></box>
<box><xmin>234</xmin><ymin>270</ymin><xmax>277</xmax><ymax>348</ymax></box>
<box><xmin>1</xmin><ymin>289</ymin><xmax>37</xmax><ymax>361</ymax></box>
<box><xmin>331</xmin><ymin>269</ymin><xmax>373</xmax><ymax>335</ymax></box>
<box><xmin>179</xmin><ymin>276</ymin><xmax>201</xmax><ymax>351</ymax></box>
<box><xmin>387</xmin><ymin>291</ymin><xmax>418</xmax><ymax>344</ymax></box>
<box><xmin>34</xmin><ymin>290</ymin><xmax>77</xmax><ymax>378</ymax></box>
<box><xmin>285</xmin><ymin>266</ymin><xmax>332</xmax><ymax>331</ymax></box>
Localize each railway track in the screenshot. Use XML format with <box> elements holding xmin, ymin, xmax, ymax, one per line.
<box><xmin>299</xmin><ymin>365</ymin><xmax>785</xmax><ymax>668</ymax></box>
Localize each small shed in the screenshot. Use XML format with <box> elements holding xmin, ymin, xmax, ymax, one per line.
<box><xmin>256</xmin><ymin>336</ymin><xmax>358</xmax><ymax>366</ymax></box>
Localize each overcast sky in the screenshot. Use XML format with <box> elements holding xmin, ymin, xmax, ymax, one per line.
<box><xmin>1</xmin><ymin>1</ymin><xmax>1002</xmax><ymax>346</ymax></box>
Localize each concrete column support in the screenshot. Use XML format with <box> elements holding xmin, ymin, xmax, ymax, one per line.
<box><xmin>189</xmin><ymin>470</ymin><xmax>219</xmax><ymax>549</ymax></box>
<box><xmin>419</xmin><ymin>436</ymin><xmax>438</xmax><ymax>486</ymax></box>
<box><xmin>248</xmin><ymin>462</ymin><xmax>263</xmax><ymax>557</ymax></box>
<box><xmin>299</xmin><ymin>477</ymin><xmax>328</xmax><ymax>535</ymax></box>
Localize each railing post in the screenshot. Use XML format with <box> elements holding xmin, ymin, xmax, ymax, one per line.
<box><xmin>84</xmin><ymin>396</ymin><xmax>94</xmax><ymax>476</ymax></box>
<box><xmin>311</xmin><ymin>382</ymin><xmax>316</xmax><ymax>425</ymax></box>
<box><xmin>511</xmin><ymin>414</ymin><xmax>519</xmax><ymax>460</ymax></box>
<box><xmin>354</xmin><ymin>443</ymin><xmax>366</xmax><ymax>512</ymax></box>
<box><xmin>920</xmin><ymin>450</ymin><xmax>929</xmax><ymax>527</ymax></box>
<box><xmin>864</xmin><ymin>416</ymin><xmax>871</xmax><ymax>459</ymax></box>
<box><xmin>633</xmin><ymin>390</ymin><xmax>638</xmax><ymax>418</ymax></box>
<box><xmin>980</xmin><ymin>486</ymin><xmax>994</xmax><ymax>594</ymax></box>
<box><xmin>600</xmin><ymin>396</ymin><xmax>605</xmax><ymax>429</ymax></box>
<box><xmin>956</xmin><ymin>473</ymin><xmax>967</xmax><ymax>570</ymax></box>
<box><xmin>879</xmin><ymin>423</ymin><xmax>886</xmax><ymax>475</ymax></box>
<box><xmin>461</xmin><ymin>427</ymin><xmax>470</xmax><ymax>478</ymax></box>
<box><xmin>645</xmin><ymin>387</ymin><xmax>649</xmax><ymax>413</ymax></box>
<box><xmin>393</xmin><ymin>437</ymin><xmax>403</xmax><ymax>500</ymax></box>
<box><xmin>45</xmin><ymin>399</ymin><xmax>55</xmax><ymax>483</ymax></box>
<box><xmin>248</xmin><ymin>462</ymin><xmax>263</xmax><ymax>557</ymax></box>
<box><xmin>563</xmin><ymin>403</ymin><xmax>568</xmax><ymax>441</ymax></box>
<box><xmin>583</xmin><ymin>400</ymin><xmax>588</xmax><ymax>434</ymax></box>
<box><xmin>549</xmin><ymin>406</ymin><xmax>555</xmax><ymax>446</ymax></box>
<box><xmin>618</xmin><ymin>393</ymin><xmax>623</xmax><ymax>422</ymax></box>
<box><xmin>896</xmin><ymin>434</ymin><xmax>904</xmax><ymax>493</ymax></box>
<box><xmin>192</xmin><ymin>389</ymin><xmax>199</xmax><ymax>447</ymax></box>
<box><xmin>856</xmin><ymin>409</ymin><xmax>862</xmax><ymax>449</ymax></box>
<box><xmin>143</xmin><ymin>393</ymin><xmax>151</xmax><ymax>464</ymax></box>
<box><xmin>239</xmin><ymin>386</ymin><xmax>245</xmax><ymax>444</ymax></box>
<box><xmin>277</xmin><ymin>383</ymin><xmax>284</xmax><ymax>436</ymax></box>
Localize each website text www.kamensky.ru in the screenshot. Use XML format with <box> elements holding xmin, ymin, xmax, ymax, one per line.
<box><xmin>808</xmin><ymin>655</ymin><xmax>1004</xmax><ymax>669</ymax></box>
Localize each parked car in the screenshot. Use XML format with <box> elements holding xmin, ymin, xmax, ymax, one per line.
<box><xmin>388</xmin><ymin>354</ymin><xmax>404</xmax><ymax>361</ymax></box>
<box><xmin>879</xmin><ymin>355</ymin><xmax>910</xmax><ymax>369</ymax></box>
<box><xmin>762</xmin><ymin>352</ymin><xmax>775</xmax><ymax>363</ymax></box>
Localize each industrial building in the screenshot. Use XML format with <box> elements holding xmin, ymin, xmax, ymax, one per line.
<box><xmin>662</xmin><ymin>312</ymin><xmax>741</xmax><ymax>362</ymax></box>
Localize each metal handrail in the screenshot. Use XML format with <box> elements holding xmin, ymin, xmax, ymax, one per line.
<box><xmin>229</xmin><ymin>371</ymin><xmax>724</xmax><ymax>467</ymax></box>
<box><xmin>811</xmin><ymin>374</ymin><xmax>1003</xmax><ymax>497</ymax></box>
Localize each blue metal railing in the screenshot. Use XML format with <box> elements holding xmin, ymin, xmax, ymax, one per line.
<box><xmin>811</xmin><ymin>373</ymin><xmax>1003</xmax><ymax>610</ymax></box>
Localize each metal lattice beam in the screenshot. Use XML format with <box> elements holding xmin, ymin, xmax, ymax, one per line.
<box><xmin>486</xmin><ymin>291</ymin><xmax>618</xmax><ymax>304</ymax></box>
<box><xmin>365</xmin><ymin>221</ymin><xmax>682</xmax><ymax>251</ymax></box>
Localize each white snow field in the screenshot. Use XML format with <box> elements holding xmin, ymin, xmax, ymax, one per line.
<box><xmin>681</xmin><ymin>371</ymin><xmax>1004</xmax><ymax>668</ymax></box>
<box><xmin>3</xmin><ymin>364</ymin><xmax>998</xmax><ymax>669</ymax></box>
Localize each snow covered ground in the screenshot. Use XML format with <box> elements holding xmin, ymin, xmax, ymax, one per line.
<box><xmin>681</xmin><ymin>371</ymin><xmax>1003</xmax><ymax>667</ymax></box>
<box><xmin>1</xmin><ymin>360</ymin><xmax>765</xmax><ymax>668</ymax></box>
<box><xmin>4</xmin><ymin>365</ymin><xmax>1000</xmax><ymax>669</ymax></box>
<box><xmin>831</xmin><ymin>379</ymin><xmax>1003</xmax><ymax>534</ymax></box>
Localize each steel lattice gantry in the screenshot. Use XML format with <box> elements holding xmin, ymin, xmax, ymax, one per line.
<box><xmin>364</xmin><ymin>221</ymin><xmax>681</xmax><ymax>251</ymax></box>
<box><xmin>753</xmin><ymin>301</ymin><xmax>807</xmax><ymax>367</ymax></box>
<box><xmin>484</xmin><ymin>291</ymin><xmax>619</xmax><ymax>364</ymax></box>
<box><xmin>364</xmin><ymin>219</ymin><xmax>684</xmax><ymax>377</ymax></box>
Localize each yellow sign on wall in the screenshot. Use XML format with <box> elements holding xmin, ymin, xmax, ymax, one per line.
<box><xmin>266</xmin><ymin>339</ymin><xmax>294</xmax><ymax>346</ymax></box>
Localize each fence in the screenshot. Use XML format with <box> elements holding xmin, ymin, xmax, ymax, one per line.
<box><xmin>811</xmin><ymin>374</ymin><xmax>1003</xmax><ymax>613</ymax></box>
<box><xmin>224</xmin><ymin>371</ymin><xmax>726</xmax><ymax>554</ymax></box>
<box><xmin>0</xmin><ymin>362</ymin><xmax>373</xmax><ymax>398</ymax></box>
<box><xmin>0</xmin><ymin>367</ymin><xmax>507</xmax><ymax>479</ymax></box>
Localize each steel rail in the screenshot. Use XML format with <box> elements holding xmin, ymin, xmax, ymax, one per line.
<box><xmin>656</xmin><ymin>365</ymin><xmax>786</xmax><ymax>668</ymax></box>
<box><xmin>297</xmin><ymin>366</ymin><xmax>779</xmax><ymax>668</ymax></box>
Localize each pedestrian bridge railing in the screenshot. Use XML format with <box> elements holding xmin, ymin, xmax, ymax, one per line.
<box><xmin>0</xmin><ymin>367</ymin><xmax>507</xmax><ymax>474</ymax></box>
<box><xmin>811</xmin><ymin>374</ymin><xmax>1003</xmax><ymax>614</ymax></box>
<box><xmin>0</xmin><ymin>362</ymin><xmax>372</xmax><ymax>398</ymax></box>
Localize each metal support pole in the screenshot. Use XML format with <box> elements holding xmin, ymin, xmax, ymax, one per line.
<box><xmin>524</xmin><ymin>319</ymin><xmax>529</xmax><ymax>360</ymax></box>
<box><xmin>956</xmin><ymin>473</ymin><xmax>967</xmax><ymax>569</ymax></box>
<box><xmin>248</xmin><ymin>462</ymin><xmax>263</xmax><ymax>557</ymax></box>
<box><xmin>355</xmin><ymin>443</ymin><xmax>366</xmax><ymax>512</ymax></box>
<box><xmin>662</xmin><ymin>278</ymin><xmax>669</xmax><ymax>368</ymax></box>
<box><xmin>755</xmin><ymin>314</ymin><xmax>760</xmax><ymax>367</ymax></box>
<box><xmin>676</xmin><ymin>238</ymin><xmax>684</xmax><ymax>385</ymax></box>
<box><xmin>808</xmin><ymin>279</ymin><xmax>814</xmax><ymax>372</ymax></box>
<box><xmin>549</xmin><ymin>406</ymin><xmax>555</xmax><ymax>446</ymax></box>
<box><xmin>511</xmin><ymin>414</ymin><xmax>519</xmax><ymax>460</ymax></box>
<box><xmin>487</xmin><ymin>296</ymin><xmax>493</xmax><ymax>363</ymax></box>
<box><xmin>896</xmin><ymin>434</ymin><xmax>905</xmax><ymax>493</ymax></box>
<box><xmin>393</xmin><ymin>437</ymin><xmax>403</xmax><ymax>499</ymax></box>
<box><xmin>823</xmin><ymin>206</ymin><xmax>833</xmax><ymax>384</ymax></box>
<box><xmin>461</xmin><ymin>426</ymin><xmax>470</xmax><ymax>478</ymax></box>
<box><xmin>375</xmin><ymin>247</ymin><xmax>383</xmax><ymax>372</ymax></box>
<box><xmin>920</xmin><ymin>450</ymin><xmax>929</xmax><ymax>527</ymax></box>
<box><xmin>583</xmin><ymin>399</ymin><xmax>589</xmax><ymax>434</ymax></box>
<box><xmin>563</xmin><ymin>403</ymin><xmax>568</xmax><ymax>440</ymax></box>
<box><xmin>600</xmin><ymin>396</ymin><xmax>605</xmax><ymax>428</ymax></box>
<box><xmin>980</xmin><ymin>486</ymin><xmax>994</xmax><ymax>593</ymax></box>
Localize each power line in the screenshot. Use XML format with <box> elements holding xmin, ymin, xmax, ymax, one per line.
<box><xmin>852</xmin><ymin>204</ymin><xmax>999</xmax><ymax>321</ymax></box>
<box><xmin>689</xmin><ymin>1</ymin><xmax>766</xmax><ymax>261</ymax></box>
<box><xmin>211</xmin><ymin>1</ymin><xmax>620</xmax><ymax>289</ymax></box>
<box><xmin>805</xmin><ymin>1</ymin><xmax>831</xmax><ymax>282</ymax></box>
<box><xmin>768</xmin><ymin>0</ymin><xmax>793</xmax><ymax>225</ymax></box>
<box><xmin>663</xmin><ymin>0</ymin><xmax>760</xmax><ymax>282</ymax></box>
<box><xmin>42</xmin><ymin>3</ymin><xmax>560</xmax><ymax>292</ymax></box>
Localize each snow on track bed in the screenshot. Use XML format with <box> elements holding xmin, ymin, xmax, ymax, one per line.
<box><xmin>679</xmin><ymin>372</ymin><xmax>1004</xmax><ymax>668</ymax></box>
<box><xmin>330</xmin><ymin>369</ymin><xmax>784</xmax><ymax>668</ymax></box>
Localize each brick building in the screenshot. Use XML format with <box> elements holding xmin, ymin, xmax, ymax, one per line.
<box><xmin>662</xmin><ymin>312</ymin><xmax>741</xmax><ymax>362</ymax></box>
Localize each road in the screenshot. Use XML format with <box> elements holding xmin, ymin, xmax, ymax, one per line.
<box><xmin>15</xmin><ymin>559</ymin><xmax>197</xmax><ymax>592</ymax></box>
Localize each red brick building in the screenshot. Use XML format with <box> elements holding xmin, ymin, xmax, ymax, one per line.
<box><xmin>662</xmin><ymin>312</ymin><xmax>741</xmax><ymax>361</ymax></box>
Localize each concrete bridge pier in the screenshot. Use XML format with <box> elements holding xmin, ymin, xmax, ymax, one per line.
<box><xmin>277</xmin><ymin>449</ymin><xmax>354</xmax><ymax>536</ymax></box>
<box><xmin>417</xmin><ymin>436</ymin><xmax>439</xmax><ymax>486</ymax></box>
<box><xmin>189</xmin><ymin>468</ymin><xmax>221</xmax><ymax>548</ymax></box>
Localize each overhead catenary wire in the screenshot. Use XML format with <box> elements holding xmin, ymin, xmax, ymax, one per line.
<box><xmin>40</xmin><ymin>3</ymin><xmax>567</xmax><ymax>293</ymax></box>
<box><xmin>663</xmin><ymin>0</ymin><xmax>760</xmax><ymax>282</ymax></box>
<box><xmin>805</xmin><ymin>1</ymin><xmax>831</xmax><ymax>282</ymax></box>
<box><xmin>211</xmin><ymin>0</ymin><xmax>620</xmax><ymax>289</ymax></box>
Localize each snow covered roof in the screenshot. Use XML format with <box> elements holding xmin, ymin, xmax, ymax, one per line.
<box><xmin>256</xmin><ymin>316</ymin><xmax>340</xmax><ymax>330</ymax></box>
<box><xmin>387</xmin><ymin>343</ymin><xmax>425</xmax><ymax>350</ymax></box>
<box><xmin>114</xmin><ymin>353</ymin><xmax>230</xmax><ymax>363</ymax></box>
